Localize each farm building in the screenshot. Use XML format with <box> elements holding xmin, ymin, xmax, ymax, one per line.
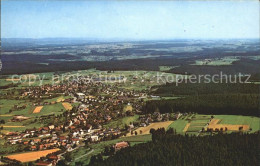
<box><xmin>114</xmin><ymin>141</ymin><xmax>129</xmax><ymax>151</ymax></box>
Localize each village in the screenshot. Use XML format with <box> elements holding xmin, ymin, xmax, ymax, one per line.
<box><xmin>0</xmin><ymin>74</ymin><xmax>179</xmax><ymax>165</ymax></box>
<box><xmin>0</xmin><ymin>70</ymin><xmax>258</xmax><ymax>166</ymax></box>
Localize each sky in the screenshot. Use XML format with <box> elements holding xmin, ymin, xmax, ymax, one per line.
<box><xmin>1</xmin><ymin>0</ymin><xmax>259</xmax><ymax>39</ymax></box>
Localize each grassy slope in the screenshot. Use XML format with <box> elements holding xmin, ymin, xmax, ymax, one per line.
<box><xmin>70</xmin><ymin>134</ymin><xmax>151</xmax><ymax>166</ymax></box>
<box><xmin>103</xmin><ymin>115</ymin><xmax>139</xmax><ymax>129</ymax></box>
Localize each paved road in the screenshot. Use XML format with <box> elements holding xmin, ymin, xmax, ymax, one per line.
<box><xmin>75</xmin><ymin>149</ymin><xmax>94</xmax><ymax>161</ymax></box>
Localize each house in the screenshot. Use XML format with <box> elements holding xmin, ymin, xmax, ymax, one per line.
<box><xmin>76</xmin><ymin>93</ymin><xmax>85</xmax><ymax>100</ymax></box>
<box><xmin>48</xmin><ymin>125</ymin><xmax>55</xmax><ymax>130</ymax></box>
<box><xmin>47</xmin><ymin>154</ymin><xmax>58</xmax><ymax>160</ymax></box>
<box><xmin>90</xmin><ymin>135</ymin><xmax>99</xmax><ymax>142</ymax></box>
<box><xmin>71</xmin><ymin>138</ymin><xmax>80</xmax><ymax>145</ymax></box>
<box><xmin>140</xmin><ymin>123</ymin><xmax>146</xmax><ymax>127</ymax></box>
<box><xmin>39</xmin><ymin>127</ymin><xmax>49</xmax><ymax>133</ymax></box>
<box><xmin>128</xmin><ymin>123</ymin><xmax>134</xmax><ymax>129</ymax></box>
<box><xmin>31</xmin><ymin>145</ymin><xmax>37</xmax><ymax>151</ymax></box>
<box><xmin>175</xmin><ymin>113</ymin><xmax>182</xmax><ymax>120</ymax></box>
<box><xmin>59</xmin><ymin>136</ymin><xmax>67</xmax><ymax>142</ymax></box>
<box><xmin>34</xmin><ymin>139</ymin><xmax>41</xmax><ymax>143</ymax></box>
<box><xmin>114</xmin><ymin>141</ymin><xmax>129</xmax><ymax>151</ymax></box>
<box><xmin>35</xmin><ymin>161</ymin><xmax>52</xmax><ymax>166</ymax></box>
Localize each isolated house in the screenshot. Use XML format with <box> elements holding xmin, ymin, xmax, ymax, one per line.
<box><xmin>90</xmin><ymin>135</ymin><xmax>99</xmax><ymax>142</ymax></box>
<box><xmin>114</xmin><ymin>141</ymin><xmax>129</xmax><ymax>151</ymax></box>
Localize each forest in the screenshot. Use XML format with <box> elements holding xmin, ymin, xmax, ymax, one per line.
<box><xmin>1</xmin><ymin>57</ymin><xmax>260</xmax><ymax>77</ymax></box>
<box><xmin>147</xmin><ymin>82</ymin><xmax>259</xmax><ymax>116</ymax></box>
<box><xmin>89</xmin><ymin>128</ymin><xmax>259</xmax><ymax>166</ymax></box>
<box><xmin>143</xmin><ymin>94</ymin><xmax>259</xmax><ymax>116</ymax></box>
<box><xmin>152</xmin><ymin>82</ymin><xmax>260</xmax><ymax>96</ymax></box>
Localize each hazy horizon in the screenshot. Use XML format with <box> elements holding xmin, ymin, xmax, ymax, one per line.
<box><xmin>2</xmin><ymin>1</ymin><xmax>259</xmax><ymax>39</ymax></box>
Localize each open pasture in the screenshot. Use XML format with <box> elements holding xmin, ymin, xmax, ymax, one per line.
<box><xmin>167</xmin><ymin>119</ymin><xmax>188</xmax><ymax>133</ymax></box>
<box><xmin>159</xmin><ymin>66</ymin><xmax>177</xmax><ymax>71</ymax></box>
<box><xmin>207</xmin><ymin>124</ymin><xmax>249</xmax><ymax>131</ymax></box>
<box><xmin>126</xmin><ymin>121</ymin><xmax>173</xmax><ymax>136</ymax></box>
<box><xmin>103</xmin><ymin>115</ymin><xmax>139</xmax><ymax>129</ymax></box>
<box><xmin>213</xmin><ymin>115</ymin><xmax>259</xmax><ymax>133</ymax></box>
<box><xmin>39</xmin><ymin>103</ymin><xmax>65</xmax><ymax>116</ymax></box>
<box><xmin>193</xmin><ymin>57</ymin><xmax>239</xmax><ymax>66</ymax></box>
<box><xmin>0</xmin><ymin>115</ymin><xmax>13</xmax><ymax>117</ymax></box>
<box><xmin>0</xmin><ymin>126</ymin><xmax>25</xmax><ymax>128</ymax></box>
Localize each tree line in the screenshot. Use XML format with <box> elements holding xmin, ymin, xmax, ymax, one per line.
<box><xmin>89</xmin><ymin>128</ymin><xmax>259</xmax><ymax>166</ymax></box>
<box><xmin>142</xmin><ymin>94</ymin><xmax>259</xmax><ymax>116</ymax></box>
<box><xmin>152</xmin><ymin>82</ymin><xmax>259</xmax><ymax>96</ymax></box>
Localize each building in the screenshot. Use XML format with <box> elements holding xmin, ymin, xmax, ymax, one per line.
<box><xmin>76</xmin><ymin>93</ymin><xmax>85</xmax><ymax>100</ymax></box>
<box><xmin>114</xmin><ymin>141</ymin><xmax>129</xmax><ymax>151</ymax></box>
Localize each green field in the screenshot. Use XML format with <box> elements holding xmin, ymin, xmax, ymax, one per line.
<box><xmin>103</xmin><ymin>115</ymin><xmax>139</xmax><ymax>129</ymax></box>
<box><xmin>194</xmin><ymin>57</ymin><xmax>239</xmax><ymax>66</ymax></box>
<box><xmin>35</xmin><ymin>103</ymin><xmax>65</xmax><ymax>116</ymax></box>
<box><xmin>70</xmin><ymin>134</ymin><xmax>151</xmax><ymax>166</ymax></box>
<box><xmin>167</xmin><ymin>119</ymin><xmax>188</xmax><ymax>134</ymax></box>
<box><xmin>214</xmin><ymin>115</ymin><xmax>260</xmax><ymax>133</ymax></box>
<box><xmin>159</xmin><ymin>66</ymin><xmax>178</xmax><ymax>71</ymax></box>
<box><xmin>167</xmin><ymin>114</ymin><xmax>259</xmax><ymax>135</ymax></box>
<box><xmin>0</xmin><ymin>97</ymin><xmax>69</xmax><ymax>132</ymax></box>
<box><xmin>0</xmin><ymin>99</ymin><xmax>28</xmax><ymax>114</ymax></box>
<box><xmin>1</xmin><ymin>72</ymin><xmax>55</xmax><ymax>89</ymax></box>
<box><xmin>1</xmin><ymin>69</ymin><xmax>187</xmax><ymax>92</ymax></box>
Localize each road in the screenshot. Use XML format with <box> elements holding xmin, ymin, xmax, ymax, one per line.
<box><xmin>75</xmin><ymin>149</ymin><xmax>94</xmax><ymax>161</ymax></box>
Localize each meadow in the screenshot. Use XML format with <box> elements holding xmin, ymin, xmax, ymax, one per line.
<box><xmin>103</xmin><ymin>115</ymin><xmax>139</xmax><ymax>129</ymax></box>
<box><xmin>126</xmin><ymin>121</ymin><xmax>173</xmax><ymax>136</ymax></box>
<box><xmin>214</xmin><ymin>115</ymin><xmax>260</xmax><ymax>133</ymax></box>
<box><xmin>70</xmin><ymin>134</ymin><xmax>151</xmax><ymax>166</ymax></box>
<box><xmin>0</xmin><ymin>97</ymin><xmax>70</xmax><ymax>132</ymax></box>
<box><xmin>193</xmin><ymin>57</ymin><xmax>239</xmax><ymax>66</ymax></box>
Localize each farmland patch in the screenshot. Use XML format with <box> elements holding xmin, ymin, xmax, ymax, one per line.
<box><xmin>6</xmin><ymin>149</ymin><xmax>60</xmax><ymax>163</ymax></box>
<box><xmin>33</xmin><ymin>106</ymin><xmax>43</xmax><ymax>113</ymax></box>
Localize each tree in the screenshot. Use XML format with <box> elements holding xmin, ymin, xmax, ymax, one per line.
<box><xmin>57</xmin><ymin>160</ymin><xmax>67</xmax><ymax>166</ymax></box>
<box><xmin>150</xmin><ymin>128</ymin><xmax>155</xmax><ymax>134</ymax></box>
<box><xmin>110</xmin><ymin>146</ymin><xmax>115</xmax><ymax>155</ymax></box>
<box><xmin>75</xmin><ymin>161</ymin><xmax>83</xmax><ymax>166</ymax></box>
<box><xmin>104</xmin><ymin>146</ymin><xmax>110</xmax><ymax>156</ymax></box>
<box><xmin>166</xmin><ymin>128</ymin><xmax>174</xmax><ymax>134</ymax></box>
<box><xmin>64</xmin><ymin>152</ymin><xmax>72</xmax><ymax>162</ymax></box>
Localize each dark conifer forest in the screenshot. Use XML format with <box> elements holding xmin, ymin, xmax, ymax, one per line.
<box><xmin>90</xmin><ymin>129</ymin><xmax>259</xmax><ymax>166</ymax></box>
<box><xmin>145</xmin><ymin>82</ymin><xmax>260</xmax><ymax>116</ymax></box>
